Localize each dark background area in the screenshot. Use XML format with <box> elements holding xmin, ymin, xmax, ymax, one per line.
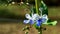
<box><xmin>0</xmin><ymin>0</ymin><xmax>60</xmax><ymax>6</ymax></box>
<box><xmin>0</xmin><ymin>0</ymin><xmax>60</xmax><ymax>20</ymax></box>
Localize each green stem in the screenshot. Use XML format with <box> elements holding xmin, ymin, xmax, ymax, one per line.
<box><xmin>40</xmin><ymin>26</ymin><xmax>42</xmax><ymax>34</ymax></box>
<box><xmin>38</xmin><ymin>26</ymin><xmax>42</xmax><ymax>34</ymax></box>
<box><xmin>35</xmin><ymin>0</ymin><xmax>39</xmax><ymax>14</ymax></box>
<box><xmin>35</xmin><ymin>0</ymin><xmax>42</xmax><ymax>34</ymax></box>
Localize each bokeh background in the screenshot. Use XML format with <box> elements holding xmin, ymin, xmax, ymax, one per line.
<box><xmin>0</xmin><ymin>0</ymin><xmax>60</xmax><ymax>34</ymax></box>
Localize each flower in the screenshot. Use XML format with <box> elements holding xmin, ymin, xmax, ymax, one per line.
<box><xmin>23</xmin><ymin>13</ymin><xmax>48</xmax><ymax>26</ymax></box>
<box><xmin>23</xmin><ymin>13</ymin><xmax>39</xmax><ymax>25</ymax></box>
<box><xmin>36</xmin><ymin>18</ymin><xmax>42</xmax><ymax>26</ymax></box>
<box><xmin>36</xmin><ymin>14</ymin><xmax>48</xmax><ymax>26</ymax></box>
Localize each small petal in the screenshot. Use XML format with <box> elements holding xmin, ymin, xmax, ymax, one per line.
<box><xmin>41</xmin><ymin>18</ymin><xmax>47</xmax><ymax>23</ymax></box>
<box><xmin>36</xmin><ymin>22</ymin><xmax>41</xmax><ymax>26</ymax></box>
<box><xmin>25</xmin><ymin>14</ymin><xmax>31</xmax><ymax>19</ymax></box>
<box><xmin>42</xmin><ymin>14</ymin><xmax>48</xmax><ymax>22</ymax></box>
<box><xmin>23</xmin><ymin>20</ymin><xmax>30</xmax><ymax>24</ymax></box>
<box><xmin>29</xmin><ymin>20</ymin><xmax>34</xmax><ymax>24</ymax></box>
<box><xmin>32</xmin><ymin>14</ymin><xmax>39</xmax><ymax>20</ymax></box>
<box><xmin>42</xmin><ymin>14</ymin><xmax>48</xmax><ymax>20</ymax></box>
<box><xmin>36</xmin><ymin>19</ymin><xmax>42</xmax><ymax>26</ymax></box>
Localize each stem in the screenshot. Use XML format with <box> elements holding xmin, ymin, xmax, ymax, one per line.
<box><xmin>40</xmin><ymin>1</ymin><xmax>42</xmax><ymax>34</ymax></box>
<box><xmin>40</xmin><ymin>26</ymin><xmax>42</xmax><ymax>34</ymax></box>
<box><xmin>40</xmin><ymin>0</ymin><xmax>42</xmax><ymax>34</ymax></box>
<box><xmin>35</xmin><ymin>0</ymin><xmax>42</xmax><ymax>34</ymax></box>
<box><xmin>35</xmin><ymin>0</ymin><xmax>39</xmax><ymax>14</ymax></box>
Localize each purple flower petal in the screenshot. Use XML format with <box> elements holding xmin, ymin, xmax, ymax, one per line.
<box><xmin>36</xmin><ymin>19</ymin><xmax>42</xmax><ymax>26</ymax></box>
<box><xmin>41</xmin><ymin>18</ymin><xmax>46</xmax><ymax>23</ymax></box>
<box><xmin>25</xmin><ymin>14</ymin><xmax>31</xmax><ymax>19</ymax></box>
<box><xmin>23</xmin><ymin>20</ymin><xmax>30</xmax><ymax>24</ymax></box>
<box><xmin>29</xmin><ymin>20</ymin><xmax>34</xmax><ymax>25</ymax></box>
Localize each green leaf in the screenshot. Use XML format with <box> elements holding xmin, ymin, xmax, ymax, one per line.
<box><xmin>48</xmin><ymin>21</ymin><xmax>57</xmax><ymax>26</ymax></box>
<box><xmin>30</xmin><ymin>6</ymin><xmax>36</xmax><ymax>14</ymax></box>
<box><xmin>40</xmin><ymin>1</ymin><xmax>48</xmax><ymax>15</ymax></box>
<box><xmin>42</xmin><ymin>21</ymin><xmax>57</xmax><ymax>26</ymax></box>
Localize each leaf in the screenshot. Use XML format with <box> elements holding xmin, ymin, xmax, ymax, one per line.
<box><xmin>39</xmin><ymin>1</ymin><xmax>48</xmax><ymax>15</ymax></box>
<box><xmin>48</xmin><ymin>21</ymin><xmax>57</xmax><ymax>26</ymax></box>
<box><xmin>42</xmin><ymin>21</ymin><xmax>57</xmax><ymax>26</ymax></box>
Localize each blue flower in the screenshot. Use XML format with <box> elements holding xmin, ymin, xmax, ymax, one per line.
<box><xmin>36</xmin><ymin>19</ymin><xmax>42</xmax><ymax>26</ymax></box>
<box><xmin>23</xmin><ymin>13</ymin><xmax>39</xmax><ymax>25</ymax></box>
<box><xmin>36</xmin><ymin>14</ymin><xmax>48</xmax><ymax>26</ymax></box>
<box><xmin>23</xmin><ymin>13</ymin><xmax>48</xmax><ymax>26</ymax></box>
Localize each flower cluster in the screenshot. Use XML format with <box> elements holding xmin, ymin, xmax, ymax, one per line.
<box><xmin>23</xmin><ymin>13</ymin><xmax>48</xmax><ymax>26</ymax></box>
